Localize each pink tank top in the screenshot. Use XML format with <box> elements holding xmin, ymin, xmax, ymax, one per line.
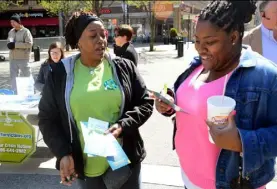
<box><xmin>175</xmin><ymin>66</ymin><xmax>266</xmax><ymax>189</ymax></box>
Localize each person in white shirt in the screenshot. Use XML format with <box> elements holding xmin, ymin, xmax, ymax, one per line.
<box><xmin>243</xmin><ymin>1</ymin><xmax>277</xmax><ymax>64</ymax></box>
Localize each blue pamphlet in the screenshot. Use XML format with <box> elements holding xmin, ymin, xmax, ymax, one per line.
<box><xmin>105</xmin><ymin>134</ymin><xmax>131</xmax><ymax>171</ymax></box>
<box><xmin>80</xmin><ymin>118</ymin><xmax>130</xmax><ymax>170</ymax></box>
<box><xmin>81</xmin><ymin>118</ymin><xmax>113</xmax><ymax>157</ymax></box>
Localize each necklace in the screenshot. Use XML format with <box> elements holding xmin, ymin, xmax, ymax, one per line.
<box><xmin>80</xmin><ymin>58</ymin><xmax>99</xmax><ymax>75</ymax></box>
<box><xmin>89</xmin><ymin>67</ymin><xmax>96</xmax><ymax>75</ymax></box>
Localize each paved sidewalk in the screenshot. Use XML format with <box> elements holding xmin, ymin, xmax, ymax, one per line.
<box><xmin>1</xmin><ymin>43</ymin><xmax>277</xmax><ymax>188</ymax></box>
<box><xmin>0</xmin><ymin>43</ymin><xmax>193</xmax><ymax>89</ymax></box>
<box><xmin>2</xmin><ymin>157</ymin><xmax>277</xmax><ymax>189</ymax></box>
<box><xmin>0</xmin><ymin>42</ymin><xmax>193</xmax><ymax>62</ymax></box>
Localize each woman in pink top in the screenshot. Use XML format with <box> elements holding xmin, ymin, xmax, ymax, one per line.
<box><xmin>154</xmin><ymin>0</ymin><xmax>277</xmax><ymax>189</ymax></box>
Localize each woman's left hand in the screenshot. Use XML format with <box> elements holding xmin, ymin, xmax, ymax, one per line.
<box><xmin>105</xmin><ymin>123</ymin><xmax>122</xmax><ymax>138</ymax></box>
<box><xmin>206</xmin><ymin>112</ymin><xmax>242</xmax><ymax>152</ymax></box>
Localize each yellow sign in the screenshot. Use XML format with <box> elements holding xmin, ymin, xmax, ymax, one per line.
<box><xmin>0</xmin><ymin>112</ymin><xmax>36</xmax><ymax>163</ymax></box>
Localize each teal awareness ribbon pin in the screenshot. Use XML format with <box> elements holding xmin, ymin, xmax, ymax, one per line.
<box><xmin>104</xmin><ymin>79</ymin><xmax>118</xmax><ymax>90</ymax></box>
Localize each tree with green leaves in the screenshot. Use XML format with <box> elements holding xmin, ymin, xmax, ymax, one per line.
<box><xmin>39</xmin><ymin>0</ymin><xmax>114</xmax><ymax>50</ymax></box>
<box><xmin>0</xmin><ymin>0</ymin><xmax>22</xmax><ymax>13</ymax></box>
<box><xmin>127</xmin><ymin>0</ymin><xmax>156</xmax><ymax>51</ymax></box>
<box><xmin>0</xmin><ymin>1</ymin><xmax>10</xmax><ymax>13</ymax></box>
<box><xmin>127</xmin><ymin>1</ymin><xmax>178</xmax><ymax>52</ymax></box>
<box><xmin>39</xmin><ymin>0</ymin><xmax>83</xmax><ymax>51</ymax></box>
<box><xmin>39</xmin><ymin>1</ymin><xmax>82</xmax><ymax>25</ymax></box>
<box><xmin>81</xmin><ymin>0</ymin><xmax>115</xmax><ymax>16</ymax></box>
<box><xmin>39</xmin><ymin>0</ymin><xmax>114</xmax><ymax>24</ymax></box>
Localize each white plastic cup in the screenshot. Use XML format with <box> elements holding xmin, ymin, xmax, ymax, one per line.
<box><xmin>207</xmin><ymin>95</ymin><xmax>236</xmax><ymax>143</ymax></box>
<box><xmin>9</xmin><ymin>38</ymin><xmax>14</xmax><ymax>42</ymax></box>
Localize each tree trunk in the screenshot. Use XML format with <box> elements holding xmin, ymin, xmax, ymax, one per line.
<box><xmin>149</xmin><ymin>1</ymin><xmax>155</xmax><ymax>52</ymax></box>
<box><xmin>63</xmin><ymin>14</ymin><xmax>70</xmax><ymax>51</ymax></box>
<box><xmin>92</xmin><ymin>0</ymin><xmax>101</xmax><ymax>17</ymax></box>
<box><xmin>150</xmin><ymin>18</ymin><xmax>155</xmax><ymax>51</ymax></box>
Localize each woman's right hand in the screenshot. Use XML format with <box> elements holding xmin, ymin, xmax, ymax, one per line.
<box><xmin>59</xmin><ymin>155</ymin><xmax>78</xmax><ymax>186</ymax></box>
<box><xmin>154</xmin><ymin>94</ymin><xmax>174</xmax><ymax>114</ymax></box>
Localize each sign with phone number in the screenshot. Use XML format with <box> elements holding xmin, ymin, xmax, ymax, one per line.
<box><xmin>0</xmin><ymin>112</ymin><xmax>36</xmax><ymax>163</ymax></box>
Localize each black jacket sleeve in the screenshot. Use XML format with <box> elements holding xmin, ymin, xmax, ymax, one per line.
<box><xmin>38</xmin><ymin>66</ymin><xmax>72</xmax><ymax>159</ymax></box>
<box><xmin>34</xmin><ymin>63</ymin><xmax>46</xmax><ymax>92</ymax></box>
<box><xmin>122</xmin><ymin>50</ymin><xmax>138</xmax><ymax>66</ymax></box>
<box><xmin>117</xmin><ymin>59</ymin><xmax>154</xmax><ymax>135</ymax></box>
<box><xmin>113</xmin><ymin>44</ymin><xmax>120</xmax><ymax>55</ymax></box>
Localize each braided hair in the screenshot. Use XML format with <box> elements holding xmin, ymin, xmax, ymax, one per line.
<box><xmin>64</xmin><ymin>11</ymin><xmax>101</xmax><ymax>49</ymax></box>
<box><xmin>198</xmin><ymin>0</ymin><xmax>257</xmax><ymax>40</ymax></box>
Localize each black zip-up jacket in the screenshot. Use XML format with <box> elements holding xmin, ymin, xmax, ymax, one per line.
<box><xmin>113</xmin><ymin>42</ymin><xmax>138</xmax><ymax>66</ymax></box>
<box><xmin>38</xmin><ymin>54</ymin><xmax>153</xmax><ymax>178</ymax></box>
<box><xmin>34</xmin><ymin>60</ymin><xmax>51</xmax><ymax>92</ymax></box>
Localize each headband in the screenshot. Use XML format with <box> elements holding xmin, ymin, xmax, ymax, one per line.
<box><xmin>74</xmin><ymin>15</ymin><xmax>102</xmax><ymax>42</ymax></box>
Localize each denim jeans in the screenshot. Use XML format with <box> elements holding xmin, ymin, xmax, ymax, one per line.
<box><xmin>77</xmin><ymin>163</ymin><xmax>141</xmax><ymax>189</ymax></box>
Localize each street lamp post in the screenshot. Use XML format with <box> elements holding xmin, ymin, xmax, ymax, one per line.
<box><xmin>126</xmin><ymin>1</ymin><xmax>129</xmax><ymax>25</ymax></box>
<box><xmin>121</xmin><ymin>0</ymin><xmax>130</xmax><ymax>25</ymax></box>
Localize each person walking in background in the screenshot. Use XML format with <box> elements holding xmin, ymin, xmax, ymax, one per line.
<box><xmin>7</xmin><ymin>14</ymin><xmax>33</xmax><ymax>93</ymax></box>
<box><xmin>243</xmin><ymin>0</ymin><xmax>277</xmax><ymax>63</ymax></box>
<box><xmin>155</xmin><ymin>1</ymin><xmax>277</xmax><ymax>188</ymax></box>
<box><xmin>35</xmin><ymin>42</ymin><xmax>65</xmax><ymax>92</ymax></box>
<box><xmin>38</xmin><ymin>11</ymin><xmax>153</xmax><ymax>189</ymax></box>
<box><xmin>113</xmin><ymin>25</ymin><xmax>138</xmax><ymax>66</ymax></box>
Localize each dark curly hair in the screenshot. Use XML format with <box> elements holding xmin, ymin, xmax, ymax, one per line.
<box><xmin>64</xmin><ymin>11</ymin><xmax>102</xmax><ymax>49</ymax></box>
<box><xmin>198</xmin><ymin>0</ymin><xmax>257</xmax><ymax>40</ymax></box>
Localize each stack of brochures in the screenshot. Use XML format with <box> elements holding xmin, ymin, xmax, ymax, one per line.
<box><xmin>80</xmin><ymin>118</ymin><xmax>130</xmax><ymax>170</ymax></box>
<box><xmin>0</xmin><ymin>95</ymin><xmax>41</xmax><ymax>111</ymax></box>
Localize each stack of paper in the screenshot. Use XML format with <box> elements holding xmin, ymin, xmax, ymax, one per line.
<box><xmin>80</xmin><ymin>118</ymin><xmax>130</xmax><ymax>170</ymax></box>
<box><xmin>0</xmin><ymin>95</ymin><xmax>41</xmax><ymax>114</ymax></box>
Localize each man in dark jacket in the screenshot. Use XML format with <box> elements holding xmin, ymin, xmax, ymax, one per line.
<box><xmin>114</xmin><ymin>25</ymin><xmax>138</xmax><ymax>66</ymax></box>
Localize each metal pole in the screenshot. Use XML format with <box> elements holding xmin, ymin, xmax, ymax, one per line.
<box><xmin>126</xmin><ymin>1</ymin><xmax>129</xmax><ymax>25</ymax></box>
<box><xmin>122</xmin><ymin>0</ymin><xmax>126</xmax><ymax>24</ymax></box>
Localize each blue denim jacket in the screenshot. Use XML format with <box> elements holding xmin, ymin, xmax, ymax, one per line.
<box><xmin>171</xmin><ymin>46</ymin><xmax>277</xmax><ymax>188</ymax></box>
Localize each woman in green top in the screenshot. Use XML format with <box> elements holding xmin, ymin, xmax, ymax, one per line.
<box><xmin>38</xmin><ymin>11</ymin><xmax>154</xmax><ymax>189</ymax></box>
